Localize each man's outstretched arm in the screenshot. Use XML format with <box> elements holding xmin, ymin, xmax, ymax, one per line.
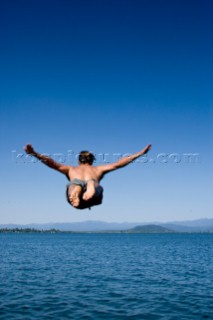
<box><xmin>98</xmin><ymin>144</ymin><xmax>152</xmax><ymax>174</ymax></box>
<box><xmin>24</xmin><ymin>144</ymin><xmax>70</xmax><ymax>175</ymax></box>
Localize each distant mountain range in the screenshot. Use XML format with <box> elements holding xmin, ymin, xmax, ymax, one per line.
<box><xmin>125</xmin><ymin>225</ymin><xmax>174</xmax><ymax>233</ymax></box>
<box><xmin>1</xmin><ymin>219</ymin><xmax>213</xmax><ymax>233</ymax></box>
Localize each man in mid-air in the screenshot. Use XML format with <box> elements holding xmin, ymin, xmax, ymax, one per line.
<box><xmin>24</xmin><ymin>144</ymin><xmax>151</xmax><ymax>210</ymax></box>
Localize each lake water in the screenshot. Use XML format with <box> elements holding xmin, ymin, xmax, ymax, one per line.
<box><xmin>0</xmin><ymin>233</ymin><xmax>212</xmax><ymax>319</ymax></box>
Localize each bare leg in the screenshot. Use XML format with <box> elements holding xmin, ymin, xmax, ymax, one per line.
<box><xmin>82</xmin><ymin>180</ymin><xmax>96</xmax><ymax>201</ymax></box>
<box><xmin>67</xmin><ymin>185</ymin><xmax>82</xmax><ymax>208</ymax></box>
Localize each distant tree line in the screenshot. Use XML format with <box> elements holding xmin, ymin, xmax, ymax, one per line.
<box><xmin>0</xmin><ymin>228</ymin><xmax>62</xmax><ymax>233</ymax></box>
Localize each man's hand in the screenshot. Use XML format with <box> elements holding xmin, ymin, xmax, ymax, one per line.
<box><xmin>143</xmin><ymin>144</ymin><xmax>152</xmax><ymax>154</ymax></box>
<box><xmin>24</xmin><ymin>144</ymin><xmax>35</xmax><ymax>155</ymax></box>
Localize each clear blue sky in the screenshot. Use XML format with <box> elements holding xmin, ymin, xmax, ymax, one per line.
<box><xmin>0</xmin><ymin>0</ymin><xmax>212</xmax><ymax>224</ymax></box>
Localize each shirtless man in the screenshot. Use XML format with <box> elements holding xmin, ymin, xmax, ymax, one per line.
<box><xmin>24</xmin><ymin>144</ymin><xmax>151</xmax><ymax>210</ymax></box>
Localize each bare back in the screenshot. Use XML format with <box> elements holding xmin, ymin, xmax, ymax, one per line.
<box><xmin>67</xmin><ymin>165</ymin><xmax>105</xmax><ymax>182</ymax></box>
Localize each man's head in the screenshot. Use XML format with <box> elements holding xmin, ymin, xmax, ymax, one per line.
<box><xmin>78</xmin><ymin>151</ymin><xmax>96</xmax><ymax>165</ymax></box>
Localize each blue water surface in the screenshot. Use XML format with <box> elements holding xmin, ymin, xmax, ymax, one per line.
<box><xmin>0</xmin><ymin>233</ymin><xmax>213</xmax><ymax>319</ymax></box>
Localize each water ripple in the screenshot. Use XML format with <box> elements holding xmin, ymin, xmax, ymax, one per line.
<box><xmin>0</xmin><ymin>233</ymin><xmax>213</xmax><ymax>319</ymax></box>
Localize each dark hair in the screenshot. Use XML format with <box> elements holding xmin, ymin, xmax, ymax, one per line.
<box><xmin>78</xmin><ymin>151</ymin><xmax>96</xmax><ymax>165</ymax></box>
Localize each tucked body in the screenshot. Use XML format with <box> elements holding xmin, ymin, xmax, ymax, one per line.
<box><xmin>24</xmin><ymin>144</ymin><xmax>151</xmax><ymax>210</ymax></box>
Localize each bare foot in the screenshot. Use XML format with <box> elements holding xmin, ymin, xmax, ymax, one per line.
<box><xmin>83</xmin><ymin>180</ymin><xmax>96</xmax><ymax>201</ymax></box>
<box><xmin>69</xmin><ymin>185</ymin><xmax>82</xmax><ymax>207</ymax></box>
